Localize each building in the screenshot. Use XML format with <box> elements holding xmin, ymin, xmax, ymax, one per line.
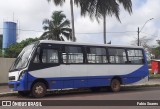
<box><xmin>2</xmin><ymin>22</ymin><xmax>17</xmax><ymax>49</ymax></box>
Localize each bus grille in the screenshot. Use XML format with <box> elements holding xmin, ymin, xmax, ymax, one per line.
<box><xmin>9</xmin><ymin>76</ymin><xmax>15</xmax><ymax>81</ymax></box>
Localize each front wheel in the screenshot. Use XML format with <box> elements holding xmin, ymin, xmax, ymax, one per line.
<box><xmin>110</xmin><ymin>79</ymin><xmax>121</xmax><ymax>92</ymax></box>
<box><xmin>31</xmin><ymin>82</ymin><xmax>47</xmax><ymax>98</ymax></box>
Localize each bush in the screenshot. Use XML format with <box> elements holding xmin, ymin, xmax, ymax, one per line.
<box><xmin>1</xmin><ymin>37</ymin><xmax>40</xmax><ymax>58</ymax></box>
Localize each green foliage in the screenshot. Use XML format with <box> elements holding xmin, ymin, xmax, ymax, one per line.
<box><xmin>2</xmin><ymin>37</ymin><xmax>40</xmax><ymax>58</ymax></box>
<box><xmin>0</xmin><ymin>36</ymin><xmax>2</xmax><ymax>50</ymax></box>
<box><xmin>154</xmin><ymin>47</ymin><xmax>160</xmax><ymax>58</ymax></box>
<box><xmin>41</xmin><ymin>11</ymin><xmax>75</xmax><ymax>41</ymax></box>
<box><xmin>0</xmin><ymin>41</ymin><xmax>2</xmax><ymax>49</ymax></box>
<box><xmin>4</xmin><ymin>44</ymin><xmax>24</xmax><ymax>58</ymax></box>
<box><xmin>0</xmin><ymin>49</ymin><xmax>2</xmax><ymax>57</ymax></box>
<box><xmin>74</xmin><ymin>0</ymin><xmax>132</xmax><ymax>22</ymax></box>
<box><xmin>149</xmin><ymin>71</ymin><xmax>160</xmax><ymax>79</ymax></box>
<box><xmin>47</xmin><ymin>0</ymin><xmax>65</xmax><ymax>6</ymax></box>
<box><xmin>152</xmin><ymin>43</ymin><xmax>160</xmax><ymax>59</ymax></box>
<box><xmin>48</xmin><ymin>0</ymin><xmax>132</xmax><ymax>22</ymax></box>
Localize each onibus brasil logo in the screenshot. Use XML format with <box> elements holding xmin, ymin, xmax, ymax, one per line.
<box><xmin>2</xmin><ymin>101</ymin><xmax>42</xmax><ymax>106</ymax></box>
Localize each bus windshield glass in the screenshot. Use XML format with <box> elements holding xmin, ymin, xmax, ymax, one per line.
<box><xmin>9</xmin><ymin>44</ymin><xmax>35</xmax><ymax>71</ymax></box>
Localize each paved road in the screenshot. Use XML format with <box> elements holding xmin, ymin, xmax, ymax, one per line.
<box><xmin>1</xmin><ymin>86</ymin><xmax>160</xmax><ymax>109</ymax></box>
<box><xmin>1</xmin><ymin>86</ymin><xmax>160</xmax><ymax>100</ymax></box>
<box><xmin>1</xmin><ymin>78</ymin><xmax>160</xmax><ymax>93</ymax></box>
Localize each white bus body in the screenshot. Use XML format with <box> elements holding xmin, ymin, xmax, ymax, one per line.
<box><xmin>8</xmin><ymin>40</ymin><xmax>149</xmax><ymax>97</ymax></box>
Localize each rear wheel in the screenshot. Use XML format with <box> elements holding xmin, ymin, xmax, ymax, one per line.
<box><xmin>18</xmin><ymin>91</ymin><xmax>30</xmax><ymax>97</ymax></box>
<box><xmin>110</xmin><ymin>79</ymin><xmax>121</xmax><ymax>92</ymax></box>
<box><xmin>31</xmin><ymin>82</ymin><xmax>47</xmax><ymax>98</ymax></box>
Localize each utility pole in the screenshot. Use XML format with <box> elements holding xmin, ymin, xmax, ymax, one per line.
<box><xmin>103</xmin><ymin>15</ymin><xmax>106</xmax><ymax>44</ymax></box>
<box><xmin>138</xmin><ymin>27</ymin><xmax>140</xmax><ymax>46</ymax></box>
<box><xmin>137</xmin><ymin>18</ymin><xmax>154</xmax><ymax>46</ymax></box>
<box><xmin>70</xmin><ymin>0</ymin><xmax>75</xmax><ymax>42</ymax></box>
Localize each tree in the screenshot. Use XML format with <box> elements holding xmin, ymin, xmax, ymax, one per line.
<box><xmin>152</xmin><ymin>40</ymin><xmax>160</xmax><ymax>59</ymax></box>
<box><xmin>131</xmin><ymin>36</ymin><xmax>155</xmax><ymax>61</ymax></box>
<box><xmin>3</xmin><ymin>37</ymin><xmax>40</xmax><ymax>58</ymax></box>
<box><xmin>0</xmin><ymin>35</ymin><xmax>2</xmax><ymax>50</ymax></box>
<box><xmin>74</xmin><ymin>0</ymin><xmax>132</xmax><ymax>44</ymax></box>
<box><xmin>131</xmin><ymin>36</ymin><xmax>153</xmax><ymax>48</ymax></box>
<box><xmin>41</xmin><ymin>11</ymin><xmax>75</xmax><ymax>41</ymax></box>
<box><xmin>47</xmin><ymin>0</ymin><xmax>76</xmax><ymax>41</ymax></box>
<box><xmin>0</xmin><ymin>35</ymin><xmax>3</xmax><ymax>57</ymax></box>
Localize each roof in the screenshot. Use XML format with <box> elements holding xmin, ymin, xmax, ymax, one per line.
<box><xmin>39</xmin><ymin>40</ymin><xmax>143</xmax><ymax>49</ymax></box>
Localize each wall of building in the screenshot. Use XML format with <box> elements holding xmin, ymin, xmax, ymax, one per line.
<box><xmin>0</xmin><ymin>58</ymin><xmax>15</xmax><ymax>84</ymax></box>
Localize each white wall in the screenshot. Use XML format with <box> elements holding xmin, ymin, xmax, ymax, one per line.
<box><xmin>0</xmin><ymin>58</ymin><xmax>15</xmax><ymax>84</ymax></box>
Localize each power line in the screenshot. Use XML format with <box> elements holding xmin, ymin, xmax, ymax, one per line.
<box><xmin>75</xmin><ymin>31</ymin><xmax>137</xmax><ymax>34</ymax></box>
<box><xmin>0</xmin><ymin>27</ymin><xmax>137</xmax><ymax>34</ymax></box>
<box><xmin>141</xmin><ymin>32</ymin><xmax>159</xmax><ymax>38</ymax></box>
<box><xmin>0</xmin><ymin>28</ymin><xmax>44</xmax><ymax>33</ymax></box>
<box><xmin>1</xmin><ymin>27</ymin><xmax>157</xmax><ymax>37</ymax></box>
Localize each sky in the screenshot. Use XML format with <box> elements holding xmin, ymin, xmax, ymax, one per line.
<box><xmin>0</xmin><ymin>0</ymin><xmax>160</xmax><ymax>46</ymax></box>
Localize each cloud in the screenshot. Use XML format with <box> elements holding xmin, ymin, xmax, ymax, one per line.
<box><xmin>0</xmin><ymin>0</ymin><xmax>159</xmax><ymax>46</ymax></box>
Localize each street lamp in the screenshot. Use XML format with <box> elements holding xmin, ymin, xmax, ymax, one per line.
<box><xmin>137</xmin><ymin>18</ymin><xmax>154</xmax><ymax>46</ymax></box>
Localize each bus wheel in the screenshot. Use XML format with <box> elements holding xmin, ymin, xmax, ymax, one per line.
<box><xmin>18</xmin><ymin>91</ymin><xmax>30</xmax><ymax>97</ymax></box>
<box><xmin>110</xmin><ymin>79</ymin><xmax>121</xmax><ymax>92</ymax></box>
<box><xmin>31</xmin><ymin>82</ymin><xmax>47</xmax><ymax>98</ymax></box>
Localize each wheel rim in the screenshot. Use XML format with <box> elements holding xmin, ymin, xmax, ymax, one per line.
<box><xmin>35</xmin><ymin>85</ymin><xmax>44</xmax><ymax>94</ymax></box>
<box><xmin>112</xmin><ymin>80</ymin><xmax>120</xmax><ymax>91</ymax></box>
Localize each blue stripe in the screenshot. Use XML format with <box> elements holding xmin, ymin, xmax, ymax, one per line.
<box><xmin>8</xmin><ymin>64</ymin><xmax>149</xmax><ymax>91</ymax></box>
<box><xmin>8</xmin><ymin>72</ymin><xmax>28</xmax><ymax>91</ymax></box>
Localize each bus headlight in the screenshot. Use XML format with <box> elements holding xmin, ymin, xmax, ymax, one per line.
<box><xmin>18</xmin><ymin>70</ymin><xmax>26</xmax><ymax>80</ymax></box>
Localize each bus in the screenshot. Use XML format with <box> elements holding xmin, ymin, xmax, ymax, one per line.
<box><xmin>8</xmin><ymin>40</ymin><xmax>149</xmax><ymax>98</ymax></box>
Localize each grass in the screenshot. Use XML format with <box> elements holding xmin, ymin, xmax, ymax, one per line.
<box><xmin>149</xmin><ymin>69</ymin><xmax>160</xmax><ymax>79</ymax></box>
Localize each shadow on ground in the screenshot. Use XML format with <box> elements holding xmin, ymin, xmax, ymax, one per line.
<box><xmin>11</xmin><ymin>86</ymin><xmax>160</xmax><ymax>99</ymax></box>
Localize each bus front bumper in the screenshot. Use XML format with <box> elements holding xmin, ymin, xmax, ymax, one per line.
<box><xmin>8</xmin><ymin>81</ymin><xmax>27</xmax><ymax>91</ymax></box>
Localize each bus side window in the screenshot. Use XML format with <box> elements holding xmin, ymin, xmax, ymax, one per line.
<box><xmin>33</xmin><ymin>48</ymin><xmax>42</xmax><ymax>63</ymax></box>
<box><xmin>87</xmin><ymin>47</ymin><xmax>108</xmax><ymax>63</ymax></box>
<box><xmin>108</xmin><ymin>48</ymin><xmax>127</xmax><ymax>64</ymax></box>
<box><xmin>42</xmin><ymin>49</ymin><xmax>59</xmax><ymax>63</ymax></box>
<box><xmin>62</xmin><ymin>46</ymin><xmax>84</xmax><ymax>64</ymax></box>
<box><xmin>33</xmin><ymin>48</ymin><xmax>59</xmax><ymax>63</ymax></box>
<box><xmin>127</xmin><ymin>49</ymin><xmax>144</xmax><ymax>64</ymax></box>
<box><xmin>33</xmin><ymin>55</ymin><xmax>40</xmax><ymax>63</ymax></box>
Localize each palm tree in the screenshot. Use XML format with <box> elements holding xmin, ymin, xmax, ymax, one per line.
<box><xmin>41</xmin><ymin>11</ymin><xmax>75</xmax><ymax>41</ymax></box>
<box><xmin>47</xmin><ymin>0</ymin><xmax>76</xmax><ymax>42</ymax></box>
<box><xmin>74</xmin><ymin>0</ymin><xmax>132</xmax><ymax>44</ymax></box>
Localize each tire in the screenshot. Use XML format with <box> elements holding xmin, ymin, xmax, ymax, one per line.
<box><xmin>18</xmin><ymin>91</ymin><xmax>30</xmax><ymax>97</ymax></box>
<box><xmin>110</xmin><ymin>79</ymin><xmax>121</xmax><ymax>92</ymax></box>
<box><xmin>31</xmin><ymin>82</ymin><xmax>47</xmax><ymax>98</ymax></box>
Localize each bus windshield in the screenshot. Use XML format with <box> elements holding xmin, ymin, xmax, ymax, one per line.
<box><xmin>9</xmin><ymin>44</ymin><xmax>35</xmax><ymax>71</ymax></box>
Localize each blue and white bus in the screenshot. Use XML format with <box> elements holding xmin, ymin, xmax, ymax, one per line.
<box><xmin>8</xmin><ymin>40</ymin><xmax>149</xmax><ymax>98</ymax></box>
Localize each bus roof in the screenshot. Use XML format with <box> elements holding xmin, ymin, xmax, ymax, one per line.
<box><xmin>39</xmin><ymin>40</ymin><xmax>143</xmax><ymax>49</ymax></box>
